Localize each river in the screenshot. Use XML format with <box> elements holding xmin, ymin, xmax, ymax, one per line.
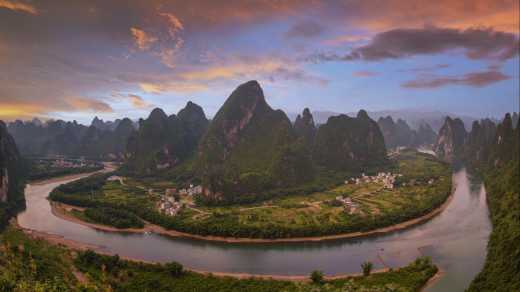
<box><xmin>17</xmin><ymin>167</ymin><xmax>491</xmax><ymax>291</ymax></box>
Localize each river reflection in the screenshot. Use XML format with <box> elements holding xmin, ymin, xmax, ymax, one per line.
<box><xmin>17</xmin><ymin>168</ymin><xmax>491</xmax><ymax>291</ymax></box>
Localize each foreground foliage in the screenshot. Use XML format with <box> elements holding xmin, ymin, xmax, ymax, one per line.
<box><xmin>0</xmin><ymin>226</ymin><xmax>437</xmax><ymax>291</ymax></box>
<box><xmin>467</xmin><ymin>159</ymin><xmax>520</xmax><ymax>291</ymax></box>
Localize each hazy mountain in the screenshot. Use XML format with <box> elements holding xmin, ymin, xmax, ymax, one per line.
<box><xmin>377</xmin><ymin>116</ymin><xmax>437</xmax><ymax>149</ymax></box>
<box><xmin>296</xmin><ymin>109</ymin><xmax>481</xmax><ymax>132</ymax></box>
<box><xmin>7</xmin><ymin>118</ymin><xmax>135</xmax><ymax>160</ymax></box>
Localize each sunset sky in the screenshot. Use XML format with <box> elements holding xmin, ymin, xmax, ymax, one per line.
<box><xmin>0</xmin><ymin>0</ymin><xmax>518</xmax><ymax>123</ymax></box>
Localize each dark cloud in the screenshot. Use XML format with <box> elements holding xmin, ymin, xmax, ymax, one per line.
<box><xmin>285</xmin><ymin>21</ymin><xmax>324</xmax><ymax>39</ymax></box>
<box><xmin>402</xmin><ymin>70</ymin><xmax>510</xmax><ymax>89</ymax></box>
<box><xmin>311</xmin><ymin>27</ymin><xmax>519</xmax><ymax>62</ymax></box>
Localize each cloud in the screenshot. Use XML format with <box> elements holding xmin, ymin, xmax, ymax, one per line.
<box><xmin>402</xmin><ymin>70</ymin><xmax>510</xmax><ymax>89</ymax></box>
<box><xmin>159</xmin><ymin>12</ymin><xmax>184</xmax><ymax>36</ymax></box>
<box><xmin>322</xmin><ymin>35</ymin><xmax>370</xmax><ymax>46</ymax></box>
<box><xmin>65</xmin><ymin>96</ymin><xmax>113</xmax><ymax>112</ymax></box>
<box><xmin>311</xmin><ymin>26</ymin><xmax>519</xmax><ymax>62</ymax></box>
<box><xmin>139</xmin><ymin>82</ymin><xmax>209</xmax><ymax>94</ymax></box>
<box><xmin>0</xmin><ymin>96</ymin><xmax>113</xmax><ymax>121</ymax></box>
<box><xmin>0</xmin><ymin>0</ymin><xmax>37</xmax><ymax>15</ymax></box>
<box><xmin>127</xmin><ymin>94</ymin><xmax>153</xmax><ymax>109</ymax></box>
<box><xmin>130</xmin><ymin>27</ymin><xmax>158</xmax><ymax>50</ymax></box>
<box><xmin>129</xmin><ymin>12</ymin><xmax>185</xmax><ymax>68</ymax></box>
<box><xmin>352</xmin><ymin>71</ymin><xmax>379</xmax><ymax>77</ymax></box>
<box><xmin>285</xmin><ymin>20</ymin><xmax>324</xmax><ymax>39</ymax></box>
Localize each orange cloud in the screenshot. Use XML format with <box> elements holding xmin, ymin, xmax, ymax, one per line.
<box><xmin>130</xmin><ymin>27</ymin><xmax>158</xmax><ymax>50</ymax></box>
<box><xmin>128</xmin><ymin>94</ymin><xmax>152</xmax><ymax>109</ymax></box>
<box><xmin>346</xmin><ymin>0</ymin><xmax>519</xmax><ymax>33</ymax></box>
<box><xmin>0</xmin><ymin>0</ymin><xmax>38</xmax><ymax>15</ymax></box>
<box><xmin>64</xmin><ymin>96</ymin><xmax>113</xmax><ymax>112</ymax></box>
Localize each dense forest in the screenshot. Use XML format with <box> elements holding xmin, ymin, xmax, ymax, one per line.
<box><xmin>466</xmin><ymin>113</ymin><xmax>520</xmax><ymax>291</ymax></box>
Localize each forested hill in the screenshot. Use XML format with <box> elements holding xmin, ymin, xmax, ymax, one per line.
<box><xmin>0</xmin><ymin>121</ymin><xmax>25</xmax><ymax>229</ymax></box>
<box><xmin>467</xmin><ymin>113</ymin><xmax>520</xmax><ymax>291</ymax></box>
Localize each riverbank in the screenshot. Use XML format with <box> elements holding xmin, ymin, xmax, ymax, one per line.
<box><xmin>50</xmin><ymin>189</ymin><xmax>455</xmax><ymax>244</ymax></box>
<box><xmin>11</xmin><ymin>219</ymin><xmax>417</xmax><ymax>282</ymax></box>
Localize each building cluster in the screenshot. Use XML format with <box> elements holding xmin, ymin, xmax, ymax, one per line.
<box><xmin>158</xmin><ymin>193</ymin><xmax>183</xmax><ymax>216</ymax></box>
<box><xmin>178</xmin><ymin>184</ymin><xmax>203</xmax><ymax>196</ymax></box>
<box><xmin>52</xmin><ymin>158</ymin><xmax>96</xmax><ymax>169</ymax></box>
<box><xmin>345</xmin><ymin>172</ymin><xmax>401</xmax><ymax>190</ymax></box>
<box><xmin>335</xmin><ymin>196</ymin><xmax>359</xmax><ymax>214</ymax></box>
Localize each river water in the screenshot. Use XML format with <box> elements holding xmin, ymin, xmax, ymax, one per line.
<box><xmin>17</xmin><ymin>168</ymin><xmax>491</xmax><ymax>291</ymax></box>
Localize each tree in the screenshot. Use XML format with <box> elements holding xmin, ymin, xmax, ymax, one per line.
<box><xmin>310</xmin><ymin>270</ymin><xmax>324</xmax><ymax>284</ymax></box>
<box><xmin>361</xmin><ymin>261</ymin><xmax>373</xmax><ymax>276</ymax></box>
<box><xmin>165</xmin><ymin>262</ymin><xmax>184</xmax><ymax>277</ymax></box>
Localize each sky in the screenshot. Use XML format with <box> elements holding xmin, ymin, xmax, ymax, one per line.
<box><xmin>0</xmin><ymin>0</ymin><xmax>519</xmax><ymax>124</ymax></box>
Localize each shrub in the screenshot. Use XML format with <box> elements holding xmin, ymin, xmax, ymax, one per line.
<box><xmin>361</xmin><ymin>261</ymin><xmax>373</xmax><ymax>276</ymax></box>
<box><xmin>310</xmin><ymin>270</ymin><xmax>324</xmax><ymax>284</ymax></box>
<box><xmin>165</xmin><ymin>262</ymin><xmax>184</xmax><ymax>277</ymax></box>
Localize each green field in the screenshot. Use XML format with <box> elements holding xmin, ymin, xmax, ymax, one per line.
<box><xmin>51</xmin><ymin>149</ymin><xmax>452</xmax><ymax>239</ymax></box>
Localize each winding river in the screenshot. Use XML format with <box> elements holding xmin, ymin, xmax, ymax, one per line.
<box><xmin>17</xmin><ymin>167</ymin><xmax>491</xmax><ymax>291</ymax></box>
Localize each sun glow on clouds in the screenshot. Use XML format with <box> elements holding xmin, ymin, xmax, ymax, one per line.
<box><xmin>0</xmin><ymin>0</ymin><xmax>37</xmax><ymax>15</ymax></box>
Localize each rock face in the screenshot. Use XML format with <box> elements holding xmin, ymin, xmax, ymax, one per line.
<box><xmin>197</xmin><ymin>81</ymin><xmax>314</xmax><ymax>202</ymax></box>
<box><xmin>434</xmin><ymin>117</ymin><xmax>467</xmax><ymax>162</ymax></box>
<box><xmin>126</xmin><ymin>102</ymin><xmax>208</xmax><ymax>174</ymax></box>
<box><xmin>0</xmin><ymin>122</ymin><xmax>21</xmax><ymax>203</ymax></box>
<box><xmin>313</xmin><ymin>110</ymin><xmax>387</xmax><ymax>171</ymax></box>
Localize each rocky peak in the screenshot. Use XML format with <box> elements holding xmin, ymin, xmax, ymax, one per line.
<box><xmin>178</xmin><ymin>101</ymin><xmax>207</xmax><ymax>124</ymax></box>
<box><xmin>434</xmin><ymin>116</ymin><xmax>467</xmax><ymax>162</ymax></box>
<box><xmin>148</xmin><ymin>108</ymin><xmax>168</xmax><ymax>122</ymax></box>
<box><xmin>357</xmin><ymin>109</ymin><xmax>369</xmax><ymax>119</ymax></box>
<box><xmin>294</xmin><ymin>108</ymin><xmax>316</xmax><ymax>143</ymax></box>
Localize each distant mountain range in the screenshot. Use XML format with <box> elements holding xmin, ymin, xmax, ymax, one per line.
<box><xmin>7</xmin><ymin>118</ymin><xmax>137</xmax><ymax>160</ymax></box>
<box><xmin>434</xmin><ymin>112</ymin><xmax>518</xmax><ymax>164</ymax></box>
<box><xmin>4</xmin><ymin>80</ymin><xmax>517</xmax><ymax>204</ymax></box>
<box><xmin>288</xmin><ymin>109</ymin><xmax>489</xmax><ymax>133</ymax></box>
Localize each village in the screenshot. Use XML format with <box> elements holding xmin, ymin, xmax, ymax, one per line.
<box><xmin>334</xmin><ymin>172</ymin><xmax>401</xmax><ymax>215</ymax></box>
<box><xmin>157</xmin><ymin>184</ymin><xmax>204</xmax><ymax>217</ymax></box>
